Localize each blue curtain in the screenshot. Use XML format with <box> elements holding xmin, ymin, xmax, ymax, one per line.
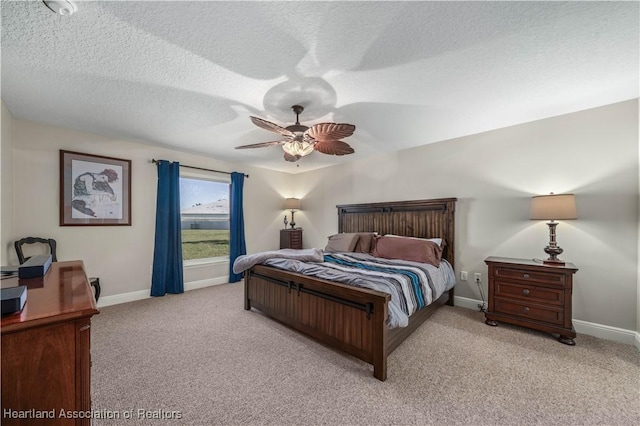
<box><xmin>229</xmin><ymin>172</ymin><xmax>246</xmax><ymax>283</ymax></box>
<box><xmin>151</xmin><ymin>161</ymin><xmax>184</xmax><ymax>296</ymax></box>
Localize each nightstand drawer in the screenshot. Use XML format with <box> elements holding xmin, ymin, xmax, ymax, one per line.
<box><xmin>495</xmin><ymin>281</ymin><xmax>564</xmax><ymax>306</ymax></box>
<box><xmin>494</xmin><ymin>267</ymin><xmax>565</xmax><ymax>287</ymax></box>
<box><xmin>494</xmin><ymin>298</ymin><xmax>563</xmax><ymax>325</ymax></box>
<box><xmin>289</xmin><ymin>234</ymin><xmax>302</xmax><ymax>243</ymax></box>
<box><xmin>280</xmin><ymin>229</ymin><xmax>303</xmax><ymax>249</ymax></box>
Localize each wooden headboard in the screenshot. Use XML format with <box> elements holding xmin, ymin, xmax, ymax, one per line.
<box><xmin>336</xmin><ymin>198</ymin><xmax>457</xmax><ymax>266</ymax></box>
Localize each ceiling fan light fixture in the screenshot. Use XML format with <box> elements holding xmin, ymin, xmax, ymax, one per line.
<box><xmin>282</xmin><ymin>141</ymin><xmax>314</xmax><ymax>157</ymax></box>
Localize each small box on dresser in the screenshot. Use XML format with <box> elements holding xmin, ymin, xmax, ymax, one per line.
<box><xmin>484</xmin><ymin>256</ymin><xmax>578</xmax><ymax>345</ymax></box>
<box><xmin>280</xmin><ymin>229</ymin><xmax>303</xmax><ymax>249</ymax></box>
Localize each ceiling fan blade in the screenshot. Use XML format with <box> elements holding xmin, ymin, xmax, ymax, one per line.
<box><xmin>306</xmin><ymin>123</ymin><xmax>356</xmax><ymax>141</ymax></box>
<box><xmin>250</xmin><ymin>116</ymin><xmax>295</xmax><ymax>137</ymax></box>
<box><xmin>313</xmin><ymin>140</ymin><xmax>355</xmax><ymax>156</ymax></box>
<box><xmin>235</xmin><ymin>140</ymin><xmax>286</xmax><ymax>149</ymax></box>
<box><xmin>283</xmin><ymin>152</ymin><xmax>300</xmax><ymax>162</ymax></box>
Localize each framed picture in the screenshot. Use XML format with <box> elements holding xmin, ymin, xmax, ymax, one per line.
<box><xmin>60</xmin><ymin>150</ymin><xmax>131</xmax><ymax>226</ymax></box>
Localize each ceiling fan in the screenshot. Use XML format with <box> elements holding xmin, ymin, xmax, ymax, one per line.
<box><xmin>236</xmin><ymin>105</ymin><xmax>356</xmax><ymax>162</ymax></box>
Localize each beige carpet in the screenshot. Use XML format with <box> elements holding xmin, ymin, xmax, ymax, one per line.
<box><xmin>91</xmin><ymin>283</ymin><xmax>640</xmax><ymax>425</ymax></box>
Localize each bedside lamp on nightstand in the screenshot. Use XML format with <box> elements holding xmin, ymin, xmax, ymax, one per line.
<box><xmin>530</xmin><ymin>193</ymin><xmax>577</xmax><ymax>265</ymax></box>
<box><xmin>284</xmin><ymin>198</ymin><xmax>301</xmax><ymax>229</ymax></box>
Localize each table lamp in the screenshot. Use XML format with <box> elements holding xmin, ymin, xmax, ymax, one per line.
<box><xmin>530</xmin><ymin>193</ymin><xmax>577</xmax><ymax>265</ymax></box>
<box><xmin>284</xmin><ymin>198</ymin><xmax>301</xmax><ymax>229</ymax></box>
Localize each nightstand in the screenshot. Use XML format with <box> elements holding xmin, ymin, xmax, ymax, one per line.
<box><xmin>484</xmin><ymin>256</ymin><xmax>578</xmax><ymax>345</ymax></box>
<box><xmin>280</xmin><ymin>229</ymin><xmax>303</xmax><ymax>249</ymax></box>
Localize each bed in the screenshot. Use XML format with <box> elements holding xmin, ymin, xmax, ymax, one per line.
<box><xmin>242</xmin><ymin>198</ymin><xmax>457</xmax><ymax>381</ymax></box>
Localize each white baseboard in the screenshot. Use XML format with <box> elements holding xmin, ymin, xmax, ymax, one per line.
<box><xmin>97</xmin><ymin>276</ymin><xmax>230</xmax><ymax>308</ymax></box>
<box><xmin>573</xmin><ymin>319</ymin><xmax>639</xmax><ymax>346</ymax></box>
<box><xmin>454</xmin><ymin>295</ymin><xmax>486</xmax><ymax>312</ymax></box>
<box><xmin>453</xmin><ymin>295</ymin><xmax>638</xmax><ymax>346</ymax></box>
<box><xmin>184</xmin><ymin>276</ymin><xmax>229</xmax><ymax>291</ymax></box>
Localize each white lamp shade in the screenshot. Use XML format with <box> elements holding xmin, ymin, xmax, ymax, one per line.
<box><xmin>284</xmin><ymin>198</ymin><xmax>301</xmax><ymax>211</ymax></box>
<box><xmin>530</xmin><ymin>194</ymin><xmax>577</xmax><ymax>220</ymax></box>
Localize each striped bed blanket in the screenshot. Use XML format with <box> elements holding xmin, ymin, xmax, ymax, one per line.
<box><xmin>260</xmin><ymin>252</ymin><xmax>456</xmax><ymax>328</ymax></box>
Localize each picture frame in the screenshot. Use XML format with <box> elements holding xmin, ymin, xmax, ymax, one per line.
<box><xmin>60</xmin><ymin>150</ymin><xmax>131</xmax><ymax>226</ymax></box>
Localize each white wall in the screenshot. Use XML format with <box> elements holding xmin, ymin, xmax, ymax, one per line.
<box><xmin>294</xmin><ymin>100</ymin><xmax>639</xmax><ymax>331</ymax></box>
<box><xmin>2</xmin><ymin>107</ymin><xmax>291</xmax><ymax>298</ymax></box>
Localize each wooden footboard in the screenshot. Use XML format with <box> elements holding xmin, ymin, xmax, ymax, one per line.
<box><xmin>245</xmin><ymin>264</ymin><xmax>390</xmax><ymax>380</ymax></box>
<box><xmin>245</xmin><ymin>264</ymin><xmax>453</xmax><ymax>381</ymax></box>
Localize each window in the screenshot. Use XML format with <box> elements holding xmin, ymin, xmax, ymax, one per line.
<box><xmin>179</xmin><ymin>174</ymin><xmax>230</xmax><ymax>262</ymax></box>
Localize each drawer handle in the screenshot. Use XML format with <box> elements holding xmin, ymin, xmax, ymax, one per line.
<box><xmin>80</xmin><ymin>324</ymin><xmax>91</xmax><ymax>332</ymax></box>
<box><xmin>523</xmin><ymin>274</ymin><xmax>530</xmax><ymax>279</ymax></box>
<box><xmin>523</xmin><ymin>307</ymin><xmax>530</xmax><ymax>313</ymax></box>
<box><xmin>522</xmin><ymin>289</ymin><xmax>530</xmax><ymax>296</ymax></box>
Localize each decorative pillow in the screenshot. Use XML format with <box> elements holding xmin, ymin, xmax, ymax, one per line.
<box><xmin>371</xmin><ymin>235</ymin><xmax>443</xmax><ymax>267</ymax></box>
<box><xmin>353</xmin><ymin>232</ymin><xmax>376</xmax><ymax>253</ymax></box>
<box><xmin>324</xmin><ymin>233</ymin><xmax>360</xmax><ymax>252</ymax></box>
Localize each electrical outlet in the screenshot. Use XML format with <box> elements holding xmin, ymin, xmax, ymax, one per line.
<box><xmin>460</xmin><ymin>271</ymin><xmax>468</xmax><ymax>281</ymax></box>
<box><xmin>474</xmin><ymin>272</ymin><xmax>482</xmax><ymax>282</ymax></box>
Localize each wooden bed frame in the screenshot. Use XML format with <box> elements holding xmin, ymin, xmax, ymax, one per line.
<box><xmin>244</xmin><ymin>198</ymin><xmax>457</xmax><ymax>381</ymax></box>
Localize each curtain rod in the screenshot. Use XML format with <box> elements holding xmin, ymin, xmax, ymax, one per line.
<box><xmin>151</xmin><ymin>159</ymin><xmax>249</xmax><ymax>178</ymax></box>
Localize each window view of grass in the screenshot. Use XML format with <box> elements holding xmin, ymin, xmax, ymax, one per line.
<box><xmin>181</xmin><ymin>229</ymin><xmax>230</xmax><ymax>260</ymax></box>
<box><xmin>180</xmin><ymin>176</ymin><xmax>229</xmax><ymax>261</ymax></box>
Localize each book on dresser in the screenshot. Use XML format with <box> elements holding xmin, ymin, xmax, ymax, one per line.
<box><xmin>484</xmin><ymin>256</ymin><xmax>578</xmax><ymax>345</ymax></box>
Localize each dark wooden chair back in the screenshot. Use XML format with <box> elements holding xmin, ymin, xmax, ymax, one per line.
<box><xmin>14</xmin><ymin>237</ymin><xmax>58</xmax><ymax>265</ymax></box>
<box><xmin>13</xmin><ymin>236</ymin><xmax>100</xmax><ymax>302</ymax></box>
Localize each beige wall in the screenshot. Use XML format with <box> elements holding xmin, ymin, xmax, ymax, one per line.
<box><xmin>1</xmin><ymin>103</ymin><xmax>15</xmax><ymax>264</ymax></box>
<box><xmin>293</xmin><ymin>100</ymin><xmax>639</xmax><ymax>331</ymax></box>
<box><xmin>2</xmin><ymin>107</ymin><xmax>290</xmax><ymax>297</ymax></box>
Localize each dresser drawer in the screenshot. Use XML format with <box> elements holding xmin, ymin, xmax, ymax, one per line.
<box><xmin>495</xmin><ymin>281</ymin><xmax>564</xmax><ymax>306</ymax></box>
<box><xmin>494</xmin><ymin>298</ymin><xmax>563</xmax><ymax>325</ymax></box>
<box><xmin>494</xmin><ymin>267</ymin><xmax>565</xmax><ymax>287</ymax></box>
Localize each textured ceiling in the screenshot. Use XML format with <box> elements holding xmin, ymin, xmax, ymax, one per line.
<box><xmin>2</xmin><ymin>1</ymin><xmax>638</xmax><ymax>174</ymax></box>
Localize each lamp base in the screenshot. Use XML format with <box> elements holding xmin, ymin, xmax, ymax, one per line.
<box><xmin>542</xmin><ymin>244</ymin><xmax>565</xmax><ymax>265</ymax></box>
<box><xmin>290</xmin><ymin>210</ymin><xmax>296</xmax><ymax>229</ymax></box>
<box><xmin>541</xmin><ymin>221</ymin><xmax>566</xmax><ymax>266</ymax></box>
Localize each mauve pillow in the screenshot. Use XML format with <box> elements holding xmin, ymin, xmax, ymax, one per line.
<box><xmin>324</xmin><ymin>233</ymin><xmax>360</xmax><ymax>252</ymax></box>
<box><xmin>385</xmin><ymin>234</ymin><xmax>443</xmax><ymax>247</ymax></box>
<box><xmin>371</xmin><ymin>235</ymin><xmax>443</xmax><ymax>267</ymax></box>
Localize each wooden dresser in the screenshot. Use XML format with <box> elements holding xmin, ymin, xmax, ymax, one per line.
<box><xmin>1</xmin><ymin>261</ymin><xmax>99</xmax><ymax>425</ymax></box>
<box><xmin>280</xmin><ymin>229</ymin><xmax>303</xmax><ymax>249</ymax></box>
<box><xmin>484</xmin><ymin>256</ymin><xmax>578</xmax><ymax>345</ymax></box>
